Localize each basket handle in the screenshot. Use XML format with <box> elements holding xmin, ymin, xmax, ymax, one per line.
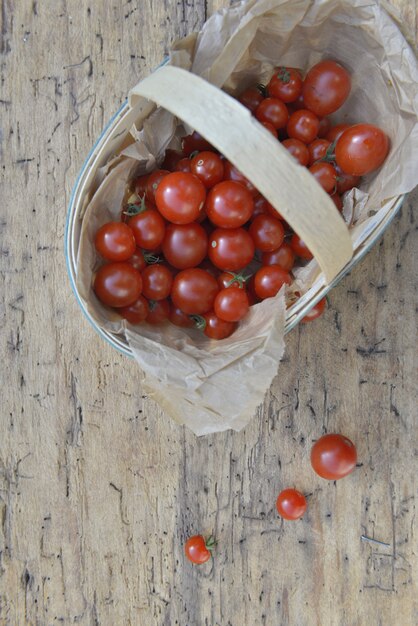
<box><xmin>129</xmin><ymin>66</ymin><xmax>353</xmax><ymax>283</ymax></box>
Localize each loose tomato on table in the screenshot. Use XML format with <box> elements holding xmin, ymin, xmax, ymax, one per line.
<box><xmin>276</xmin><ymin>489</ymin><xmax>307</xmax><ymax>521</ymax></box>
<box><xmin>94</xmin><ymin>262</ymin><xmax>143</xmax><ymax>308</ymax></box>
<box><xmin>303</xmin><ymin>60</ymin><xmax>351</xmax><ymax>116</ymax></box>
<box><xmin>311</xmin><ymin>434</ymin><xmax>357</xmax><ymax>480</ymax></box>
<box><xmin>94</xmin><ymin>221</ymin><xmax>136</xmax><ymax>262</ymax></box>
<box><xmin>208</xmin><ymin>228</ymin><xmax>255</xmax><ymax>271</ymax></box>
<box><xmin>162</xmin><ymin>222</ymin><xmax>208</xmax><ymax>269</ymax></box>
<box><xmin>301</xmin><ymin>297</ymin><xmax>327</xmax><ymax>323</ymax></box>
<box><xmin>206</xmin><ymin>181</ymin><xmax>254</xmax><ymax>228</ymax></box>
<box><xmin>155</xmin><ymin>172</ymin><xmax>206</xmax><ymax>224</ymax></box>
<box><xmin>267</xmin><ymin>67</ymin><xmax>303</xmax><ymax>103</ymax></box>
<box><xmin>335</xmin><ymin>124</ymin><xmax>389</xmax><ymax>176</ymax></box>
<box><xmin>214</xmin><ymin>286</ymin><xmax>249</xmax><ymax>322</ymax></box>
<box><xmin>171</xmin><ymin>268</ymin><xmax>219</xmax><ymax>315</ymax></box>
<box><xmin>184</xmin><ymin>535</ymin><xmax>216</xmax><ymax>564</ymax></box>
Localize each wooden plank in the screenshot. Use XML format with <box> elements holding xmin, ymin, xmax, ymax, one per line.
<box><xmin>0</xmin><ymin>1</ymin><xmax>416</xmax><ymax>625</ymax></box>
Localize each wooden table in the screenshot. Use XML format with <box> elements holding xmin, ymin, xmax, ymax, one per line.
<box><xmin>1</xmin><ymin>1</ymin><xmax>417</xmax><ymax>624</ymax></box>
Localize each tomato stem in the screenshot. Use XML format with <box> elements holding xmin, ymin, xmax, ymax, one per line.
<box><xmin>205</xmin><ymin>535</ymin><xmax>217</xmax><ymax>551</ymax></box>
<box><xmin>143</xmin><ymin>252</ymin><xmax>161</xmax><ymax>264</ymax></box>
<box><xmin>277</xmin><ymin>67</ymin><xmax>291</xmax><ymax>84</ymax></box>
<box><xmin>191</xmin><ymin>314</ymin><xmax>206</xmax><ymax>330</ymax></box>
<box><xmin>225</xmin><ymin>271</ymin><xmax>251</xmax><ymax>288</ymax></box>
<box><xmin>256</xmin><ymin>83</ymin><xmax>268</xmax><ymax>98</ymax></box>
<box><xmin>123</xmin><ymin>194</ymin><xmax>148</xmax><ymax>216</ymax></box>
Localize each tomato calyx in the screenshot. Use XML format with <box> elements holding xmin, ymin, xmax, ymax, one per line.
<box><xmin>190</xmin><ymin>314</ymin><xmax>206</xmax><ymax>330</ymax></box>
<box><xmin>205</xmin><ymin>535</ymin><xmax>217</xmax><ymax>551</ymax></box>
<box><xmin>123</xmin><ymin>195</ymin><xmax>148</xmax><ymax>217</ymax></box>
<box><xmin>189</xmin><ymin>150</ymin><xmax>200</xmax><ymax>160</ymax></box>
<box><xmin>225</xmin><ymin>271</ymin><xmax>251</xmax><ymax>289</ymax></box>
<box><xmin>318</xmin><ymin>140</ymin><xmax>337</xmax><ymax>164</ymax></box>
<box><xmin>143</xmin><ymin>251</ymin><xmax>161</xmax><ymax>265</ymax></box>
<box><xmin>277</xmin><ymin>67</ymin><xmax>291</xmax><ymax>83</ymax></box>
<box><xmin>256</xmin><ymin>83</ymin><xmax>268</xmax><ymax>98</ymax></box>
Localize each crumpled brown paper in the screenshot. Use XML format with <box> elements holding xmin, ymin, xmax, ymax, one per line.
<box><xmin>76</xmin><ymin>0</ymin><xmax>418</xmax><ymax>435</ymax></box>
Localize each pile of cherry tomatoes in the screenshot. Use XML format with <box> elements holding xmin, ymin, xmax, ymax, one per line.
<box><xmin>93</xmin><ymin>59</ymin><xmax>389</xmax><ymax>339</ymax></box>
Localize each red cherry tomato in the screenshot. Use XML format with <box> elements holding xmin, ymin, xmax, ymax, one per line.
<box><xmin>119</xmin><ymin>295</ymin><xmax>149</xmax><ymax>324</ymax></box>
<box><xmin>255</xmin><ymin>97</ymin><xmax>289</xmax><ymax>130</ymax></box>
<box><xmin>175</xmin><ymin>158</ymin><xmax>192</xmax><ymax>173</ymax></box>
<box><xmin>214</xmin><ymin>286</ymin><xmax>249</xmax><ymax>322</ymax></box>
<box><xmin>287</xmin><ymin>110</ymin><xmax>320</xmax><ymax>144</ymax></box>
<box><xmin>290</xmin><ymin>92</ymin><xmax>306</xmax><ymax>111</ymax></box>
<box><xmin>223</xmin><ymin>161</ymin><xmax>259</xmax><ymax>198</ymax></box>
<box><xmin>162</xmin><ymin>223</ymin><xmax>208</xmax><ymax>270</ymax></box>
<box><xmin>311</xmin><ymin>433</ymin><xmax>357</xmax><ymax>480</ymax></box>
<box><xmin>94</xmin><ymin>262</ymin><xmax>143</xmax><ymax>308</ymax></box>
<box><xmin>146</xmin><ymin>299</ymin><xmax>170</xmax><ymax>324</ymax></box>
<box><xmin>262</xmin><ymin>243</ymin><xmax>295</xmax><ymax>271</ymax></box>
<box><xmin>141</xmin><ymin>264</ymin><xmax>173</xmax><ymax>301</ymax></box>
<box><xmin>146</xmin><ymin>169</ymin><xmax>170</xmax><ymax>204</ymax></box>
<box><xmin>331</xmin><ymin>193</ymin><xmax>343</xmax><ymax>211</ymax></box>
<box><xmin>268</xmin><ymin>67</ymin><xmax>303</xmax><ymax>103</ymax></box>
<box><xmin>335</xmin><ymin>165</ymin><xmax>361</xmax><ymax>194</ymax></box>
<box><xmin>249</xmin><ymin>214</ymin><xmax>285</xmax><ymax>252</ymax></box>
<box><xmin>191</xmin><ymin>151</ymin><xmax>224</xmax><ymax>188</ymax></box>
<box><xmin>335</xmin><ymin>124</ymin><xmax>390</xmax><ymax>176</ymax></box>
<box><xmin>171</xmin><ymin>268</ymin><xmax>219</xmax><ymax>315</ymax></box>
<box><xmin>202</xmin><ymin>311</ymin><xmax>237</xmax><ymax>339</ymax></box>
<box><xmin>155</xmin><ymin>172</ymin><xmax>206</xmax><ymax>224</ymax></box>
<box><xmin>128</xmin><ymin>208</ymin><xmax>166</xmax><ymax>251</ymax></box>
<box><xmin>317</xmin><ymin>116</ymin><xmax>331</xmax><ymax>138</ymax></box>
<box><xmin>182</xmin><ymin>131</ymin><xmax>214</xmax><ymax>156</ymax></box>
<box><xmin>308</xmin><ymin>138</ymin><xmax>332</xmax><ymax>166</ymax></box>
<box><xmin>209</xmin><ymin>228</ymin><xmax>255</xmax><ymax>271</ymax></box>
<box><xmin>325</xmin><ymin>123</ymin><xmax>350</xmax><ymax>143</ymax></box>
<box><xmin>133</xmin><ymin>174</ymin><xmax>149</xmax><ymax>198</ymax></box>
<box><xmin>94</xmin><ymin>221</ymin><xmax>136</xmax><ymax>262</ymax></box>
<box><xmin>261</xmin><ymin>121</ymin><xmax>278</xmax><ymax>138</ymax></box>
<box><xmin>301</xmin><ymin>296</ymin><xmax>327</xmax><ymax>323</ymax></box>
<box><xmin>254</xmin><ymin>265</ymin><xmax>291</xmax><ymax>299</ymax></box>
<box><xmin>184</xmin><ymin>535</ymin><xmax>215</xmax><ymax>564</ymax></box>
<box><xmin>303</xmin><ymin>60</ymin><xmax>351</xmax><ymax>116</ymax></box>
<box><xmin>161</xmin><ymin>149</ymin><xmax>184</xmax><ymax>171</ymax></box>
<box><xmin>238</xmin><ymin>86</ymin><xmax>264</xmax><ymax>113</ymax></box>
<box><xmin>276</xmin><ymin>489</ymin><xmax>307</xmax><ymax>521</ymax></box>
<box><xmin>217</xmin><ymin>271</ymin><xmax>247</xmax><ymax>290</ymax></box>
<box><xmin>127</xmin><ymin>249</ymin><xmax>147</xmax><ymax>272</ymax></box>
<box><xmin>309</xmin><ymin>162</ymin><xmax>337</xmax><ymax>193</ymax></box>
<box><xmin>290</xmin><ymin>234</ymin><xmax>313</xmax><ymax>260</ymax></box>
<box><xmin>206</xmin><ymin>181</ymin><xmax>254</xmax><ymax>229</ymax></box>
<box><xmin>169</xmin><ymin>306</ymin><xmax>194</xmax><ymax>328</ymax></box>
<box><xmin>252</xmin><ymin>195</ymin><xmax>272</xmax><ymax>220</ymax></box>
<box><xmin>281</xmin><ymin>138</ymin><xmax>310</xmax><ymax>166</ymax></box>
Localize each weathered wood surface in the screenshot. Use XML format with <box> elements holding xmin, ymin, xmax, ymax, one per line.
<box><xmin>1</xmin><ymin>1</ymin><xmax>417</xmax><ymax>625</ymax></box>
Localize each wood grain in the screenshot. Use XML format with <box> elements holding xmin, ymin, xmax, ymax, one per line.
<box><xmin>1</xmin><ymin>1</ymin><xmax>417</xmax><ymax>625</ymax></box>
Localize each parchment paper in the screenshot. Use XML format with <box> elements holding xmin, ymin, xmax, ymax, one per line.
<box><xmin>76</xmin><ymin>0</ymin><xmax>418</xmax><ymax>435</ymax></box>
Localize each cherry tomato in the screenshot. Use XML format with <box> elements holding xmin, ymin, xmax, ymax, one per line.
<box><xmin>287</xmin><ymin>110</ymin><xmax>320</xmax><ymax>144</ymax></box>
<box><xmin>331</xmin><ymin>194</ymin><xmax>343</xmax><ymax>211</ymax></box>
<box><xmin>290</xmin><ymin>234</ymin><xmax>313</xmax><ymax>260</ymax></box>
<box><xmin>252</xmin><ymin>195</ymin><xmax>272</xmax><ymax>220</ymax></box>
<box><xmin>206</xmin><ymin>181</ymin><xmax>254</xmax><ymax>229</ymax></box>
<box><xmin>238</xmin><ymin>86</ymin><xmax>264</xmax><ymax>113</ymax></box>
<box><xmin>141</xmin><ymin>264</ymin><xmax>173</xmax><ymax>301</ymax></box>
<box><xmin>335</xmin><ymin>165</ymin><xmax>361</xmax><ymax>194</ymax></box>
<box><xmin>281</xmin><ymin>138</ymin><xmax>310</xmax><ymax>166</ymax></box>
<box><xmin>325</xmin><ymin>123</ymin><xmax>350</xmax><ymax>143</ymax></box>
<box><xmin>182</xmin><ymin>131</ymin><xmax>214</xmax><ymax>156</ymax></box>
<box><xmin>249</xmin><ymin>214</ymin><xmax>285</xmax><ymax>252</ymax></box>
<box><xmin>146</xmin><ymin>299</ymin><xmax>170</xmax><ymax>324</ymax></box>
<box><xmin>146</xmin><ymin>169</ymin><xmax>170</xmax><ymax>204</ymax></box>
<box><xmin>255</xmin><ymin>97</ymin><xmax>289</xmax><ymax>130</ymax></box>
<box><xmin>94</xmin><ymin>221</ymin><xmax>136</xmax><ymax>262</ymax></box>
<box><xmin>209</xmin><ymin>228</ymin><xmax>255</xmax><ymax>271</ymax></box>
<box><xmin>128</xmin><ymin>208</ymin><xmax>165</xmax><ymax>251</ymax></box>
<box><xmin>290</xmin><ymin>92</ymin><xmax>306</xmax><ymax>111</ymax></box>
<box><xmin>175</xmin><ymin>158</ymin><xmax>192</xmax><ymax>173</ymax></box>
<box><xmin>191</xmin><ymin>151</ymin><xmax>224</xmax><ymax>189</ymax></box>
<box><xmin>254</xmin><ymin>265</ymin><xmax>291</xmax><ymax>299</ymax></box>
<box><xmin>308</xmin><ymin>138</ymin><xmax>332</xmax><ymax>166</ymax></box>
<box><xmin>223</xmin><ymin>161</ymin><xmax>259</xmax><ymax>198</ymax></box>
<box><xmin>94</xmin><ymin>262</ymin><xmax>143</xmax><ymax>308</ymax></box>
<box><xmin>276</xmin><ymin>489</ymin><xmax>307</xmax><ymax>521</ymax></box>
<box><xmin>162</xmin><ymin>223</ymin><xmax>207</xmax><ymax>270</ymax></box>
<box><xmin>133</xmin><ymin>174</ymin><xmax>149</xmax><ymax>198</ymax></box>
<box><xmin>309</xmin><ymin>162</ymin><xmax>337</xmax><ymax>193</ymax></box>
<box><xmin>246</xmin><ymin>275</ymin><xmax>260</xmax><ymax>305</ymax></box>
<box><xmin>214</xmin><ymin>287</ymin><xmax>249</xmax><ymax>322</ymax></box>
<box><xmin>155</xmin><ymin>172</ymin><xmax>206</xmax><ymax>224</ymax></box>
<box><xmin>184</xmin><ymin>535</ymin><xmax>215</xmax><ymax>564</ymax></box>
<box><xmin>127</xmin><ymin>249</ymin><xmax>147</xmax><ymax>272</ymax></box>
<box><xmin>268</xmin><ymin>67</ymin><xmax>302</xmax><ymax>103</ymax></box>
<box><xmin>169</xmin><ymin>306</ymin><xmax>194</xmax><ymax>328</ymax></box>
<box><xmin>202</xmin><ymin>311</ymin><xmax>236</xmax><ymax>339</ymax></box>
<box><xmin>162</xmin><ymin>149</ymin><xmax>184</xmax><ymax>171</ymax></box>
<box><xmin>119</xmin><ymin>295</ymin><xmax>149</xmax><ymax>324</ymax></box>
<box><xmin>335</xmin><ymin>124</ymin><xmax>389</xmax><ymax>176</ymax></box>
<box><xmin>311</xmin><ymin>433</ymin><xmax>357</xmax><ymax>480</ymax></box>
<box><xmin>301</xmin><ymin>297</ymin><xmax>327</xmax><ymax>322</ymax></box>
<box><xmin>317</xmin><ymin>116</ymin><xmax>331</xmax><ymax>138</ymax></box>
<box><xmin>303</xmin><ymin>60</ymin><xmax>351</xmax><ymax>116</ymax></box>
<box><xmin>217</xmin><ymin>271</ymin><xmax>247</xmax><ymax>290</ymax></box>
<box><xmin>262</xmin><ymin>243</ymin><xmax>295</xmax><ymax>271</ymax></box>
<box><xmin>171</xmin><ymin>268</ymin><xmax>219</xmax><ymax>315</ymax></box>
<box><xmin>261</xmin><ymin>121</ymin><xmax>278</xmax><ymax>138</ymax></box>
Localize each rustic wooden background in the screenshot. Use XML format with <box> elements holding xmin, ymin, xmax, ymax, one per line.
<box><xmin>1</xmin><ymin>1</ymin><xmax>417</xmax><ymax>625</ymax></box>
